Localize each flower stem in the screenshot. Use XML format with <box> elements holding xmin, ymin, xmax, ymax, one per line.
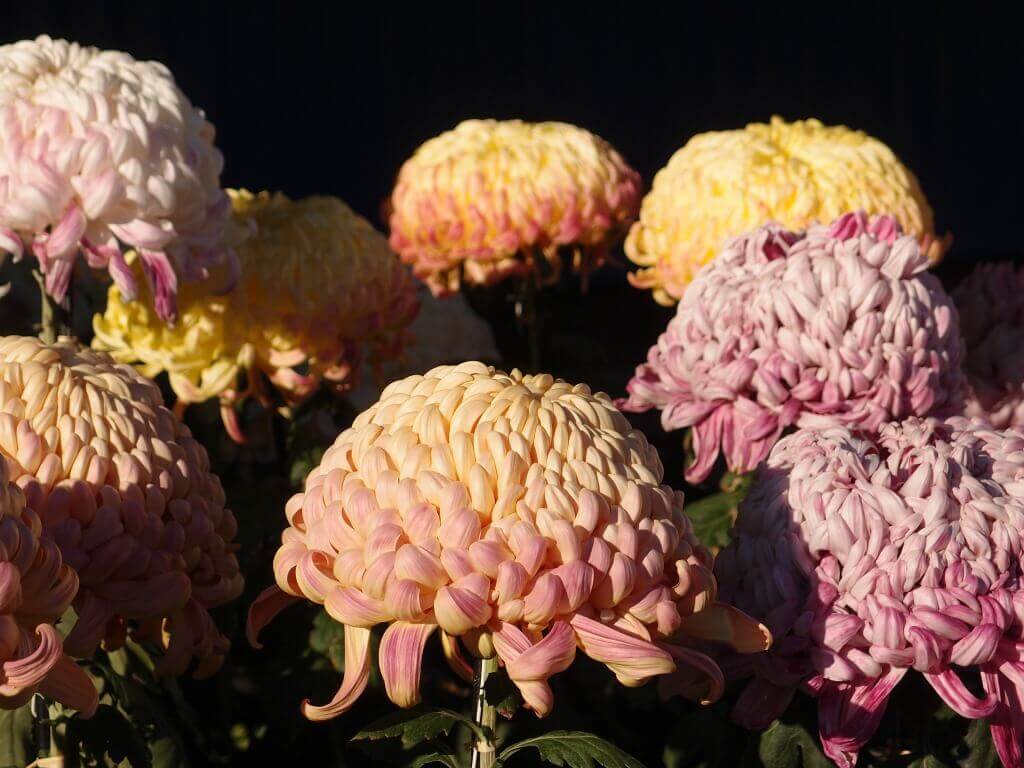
<box><xmin>32</xmin><ymin>269</ymin><xmax>69</xmax><ymax>344</ymax></box>
<box><xmin>31</xmin><ymin>693</ymin><xmax>53</xmax><ymax>761</ymax></box>
<box><xmin>470</xmin><ymin>656</ymin><xmax>498</xmax><ymax>768</ymax></box>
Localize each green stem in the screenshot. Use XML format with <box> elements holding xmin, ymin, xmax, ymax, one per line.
<box><xmin>32</xmin><ymin>269</ymin><xmax>69</xmax><ymax>344</ymax></box>
<box><xmin>31</xmin><ymin>693</ymin><xmax>52</xmax><ymax>760</ymax></box>
<box><xmin>470</xmin><ymin>656</ymin><xmax>498</xmax><ymax>768</ymax></box>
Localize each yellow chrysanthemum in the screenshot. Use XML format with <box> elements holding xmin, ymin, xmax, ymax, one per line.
<box><xmin>626</xmin><ymin>116</ymin><xmax>945</xmax><ymax>304</ymax></box>
<box><xmin>93</xmin><ymin>190</ymin><xmax>418</xmax><ymax>439</ymax></box>
<box><xmin>389</xmin><ymin>119</ymin><xmax>641</xmax><ymax>294</ymax></box>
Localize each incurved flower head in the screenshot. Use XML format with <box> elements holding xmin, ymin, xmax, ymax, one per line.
<box><xmin>0</xmin><ymin>336</ymin><xmax>243</xmax><ymax>677</ymax></box>
<box><xmin>0</xmin><ymin>35</ymin><xmax>233</xmax><ymax>321</ymax></box>
<box><xmin>953</xmin><ymin>262</ymin><xmax>1024</xmax><ymax>429</ymax></box>
<box><xmin>248</xmin><ymin>362</ymin><xmax>769</xmax><ymax>720</ymax></box>
<box><xmin>93</xmin><ymin>189</ymin><xmax>418</xmax><ymax>441</ymax></box>
<box><xmin>620</xmin><ymin>212</ymin><xmax>963</xmax><ymax>483</ymax></box>
<box><xmin>626</xmin><ymin>117</ymin><xmax>945</xmax><ymax>304</ymax></box>
<box><xmin>389</xmin><ymin>119</ymin><xmax>641</xmax><ymax>295</ymax></box>
<box><xmin>1</xmin><ymin>456</ymin><xmax>97</xmax><ymax>714</ymax></box>
<box><xmin>716</xmin><ymin>418</ymin><xmax>1024</xmax><ymax>768</ymax></box>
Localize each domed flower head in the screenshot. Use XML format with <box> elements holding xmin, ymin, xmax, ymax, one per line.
<box><xmin>620</xmin><ymin>212</ymin><xmax>963</xmax><ymax>483</ymax></box>
<box><xmin>0</xmin><ymin>35</ymin><xmax>233</xmax><ymax>321</ymax></box>
<box><xmin>953</xmin><ymin>262</ymin><xmax>1024</xmax><ymax>429</ymax></box>
<box><xmin>388</xmin><ymin>119</ymin><xmax>641</xmax><ymax>295</ymax></box>
<box><xmin>1</xmin><ymin>456</ymin><xmax>97</xmax><ymax>714</ymax></box>
<box><xmin>93</xmin><ymin>189</ymin><xmax>418</xmax><ymax>441</ymax></box>
<box><xmin>716</xmin><ymin>418</ymin><xmax>1024</xmax><ymax>767</ymax></box>
<box><xmin>0</xmin><ymin>336</ymin><xmax>243</xmax><ymax>676</ymax></box>
<box><xmin>249</xmin><ymin>363</ymin><xmax>769</xmax><ymax>720</ymax></box>
<box><xmin>627</xmin><ymin>117</ymin><xmax>945</xmax><ymax>304</ymax></box>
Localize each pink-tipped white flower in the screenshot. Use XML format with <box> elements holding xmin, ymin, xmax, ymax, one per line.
<box><xmin>1</xmin><ymin>449</ymin><xmax>97</xmax><ymax>714</ymax></box>
<box><xmin>715</xmin><ymin>417</ymin><xmax>1024</xmax><ymax>768</ymax></box>
<box><xmin>953</xmin><ymin>262</ymin><xmax>1024</xmax><ymax>429</ymax></box>
<box><xmin>0</xmin><ymin>36</ymin><xmax>233</xmax><ymax>321</ymax></box>
<box><xmin>249</xmin><ymin>363</ymin><xmax>770</xmax><ymax>720</ymax></box>
<box><xmin>620</xmin><ymin>212</ymin><xmax>964</xmax><ymax>483</ymax></box>
<box><xmin>0</xmin><ymin>336</ymin><xmax>243</xmax><ymax>677</ymax></box>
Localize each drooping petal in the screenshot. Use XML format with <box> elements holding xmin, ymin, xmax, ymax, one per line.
<box><xmin>923</xmin><ymin>668</ymin><xmax>997</xmax><ymax>718</ymax></box>
<box><xmin>674</xmin><ymin>603</ymin><xmax>771</xmax><ymax>653</ymax></box>
<box><xmin>246</xmin><ymin>585</ymin><xmax>300</xmax><ymax>649</ymax></box>
<box><xmin>302</xmin><ymin>626</ymin><xmax>372</xmax><ymax>721</ymax></box>
<box><xmin>570</xmin><ymin>613</ymin><xmax>674</xmax><ymax>686</ymax></box>
<box><xmin>378</xmin><ymin>621</ymin><xmax>437</xmax><ymax>708</ymax></box>
<box><xmin>819</xmin><ymin>668</ymin><xmax>906</xmax><ymax>768</ymax></box>
<box><xmin>37</xmin><ymin>654</ymin><xmax>99</xmax><ymax>717</ymax></box>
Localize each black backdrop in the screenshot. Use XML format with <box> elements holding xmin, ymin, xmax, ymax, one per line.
<box><xmin>6</xmin><ymin>3</ymin><xmax>1022</xmax><ymax>262</ymax></box>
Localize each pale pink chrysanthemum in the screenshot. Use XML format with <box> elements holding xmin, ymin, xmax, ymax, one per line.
<box><xmin>953</xmin><ymin>262</ymin><xmax>1024</xmax><ymax>429</ymax></box>
<box><xmin>715</xmin><ymin>417</ymin><xmax>1024</xmax><ymax>768</ymax></box>
<box><xmin>1</xmin><ymin>455</ymin><xmax>97</xmax><ymax>714</ymax></box>
<box><xmin>0</xmin><ymin>36</ymin><xmax>234</xmax><ymax>321</ymax></box>
<box><xmin>620</xmin><ymin>212</ymin><xmax>964</xmax><ymax>483</ymax></box>
<box><xmin>249</xmin><ymin>363</ymin><xmax>770</xmax><ymax>720</ymax></box>
<box><xmin>0</xmin><ymin>336</ymin><xmax>243</xmax><ymax>677</ymax></box>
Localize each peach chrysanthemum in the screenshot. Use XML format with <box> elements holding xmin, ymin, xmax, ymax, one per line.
<box><xmin>389</xmin><ymin>119</ymin><xmax>641</xmax><ymax>295</ymax></box>
<box><xmin>0</xmin><ymin>336</ymin><xmax>243</xmax><ymax>676</ymax></box>
<box><xmin>249</xmin><ymin>362</ymin><xmax>770</xmax><ymax>720</ymax></box>
<box><xmin>626</xmin><ymin>116</ymin><xmax>945</xmax><ymax>304</ymax></box>
<box><xmin>0</xmin><ymin>35</ymin><xmax>233</xmax><ymax>321</ymax></box>
<box><xmin>93</xmin><ymin>189</ymin><xmax>418</xmax><ymax>441</ymax></box>
<box><xmin>1</xmin><ymin>455</ymin><xmax>97</xmax><ymax>714</ymax></box>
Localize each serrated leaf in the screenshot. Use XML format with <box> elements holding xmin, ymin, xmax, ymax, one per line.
<box><xmin>497</xmin><ymin>731</ymin><xmax>646</xmax><ymax>768</ymax></box>
<box><xmin>682</xmin><ymin>491</ymin><xmax>736</xmax><ymax>550</ymax></box>
<box><xmin>757</xmin><ymin>720</ymin><xmax>829</xmax><ymax>768</ymax></box>
<box><xmin>407</xmin><ymin>753</ymin><xmax>462</xmax><ymax>768</ymax></box>
<box><xmin>961</xmin><ymin>718</ymin><xmax>1000</xmax><ymax>768</ymax></box>
<box><xmin>352</xmin><ymin>708</ymin><xmax>486</xmax><ymax>750</ymax></box>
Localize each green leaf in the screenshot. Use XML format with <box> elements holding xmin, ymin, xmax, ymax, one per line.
<box><xmin>62</xmin><ymin>705</ymin><xmax>153</xmax><ymax>768</ymax></box>
<box><xmin>961</xmin><ymin>718</ymin><xmax>1000</xmax><ymax>768</ymax></box>
<box><xmin>352</xmin><ymin>708</ymin><xmax>487</xmax><ymax>750</ymax></box>
<box><xmin>682</xmin><ymin>491</ymin><xmax>736</xmax><ymax>550</ymax></box>
<box><xmin>407</xmin><ymin>753</ymin><xmax>462</xmax><ymax>768</ymax></box>
<box><xmin>497</xmin><ymin>731</ymin><xmax>646</xmax><ymax>768</ymax></box>
<box><xmin>0</xmin><ymin>705</ymin><xmax>34</xmax><ymax>768</ymax></box>
<box><xmin>757</xmin><ymin>720</ymin><xmax>830</xmax><ymax>768</ymax></box>
<box><xmin>483</xmin><ymin>667</ymin><xmax>522</xmax><ymax>720</ymax></box>
<box><xmin>908</xmin><ymin>756</ymin><xmax>950</xmax><ymax>768</ymax></box>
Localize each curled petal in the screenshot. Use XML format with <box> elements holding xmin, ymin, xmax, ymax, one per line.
<box><xmin>379</xmin><ymin>621</ymin><xmax>437</xmax><ymax>708</ymax></box>
<box><xmin>923</xmin><ymin>668</ymin><xmax>997</xmax><ymax>718</ymax></box>
<box><xmin>675</xmin><ymin>603</ymin><xmax>771</xmax><ymax>653</ymax></box>
<box><xmin>434</xmin><ymin>583</ymin><xmax>492</xmax><ymax>635</ymax></box>
<box><xmin>819</xmin><ymin>668</ymin><xmax>906</xmax><ymax>768</ymax></box>
<box><xmin>302</xmin><ymin>626</ymin><xmax>372</xmax><ymax>721</ymax></box>
<box><xmin>569</xmin><ymin>613</ymin><xmax>674</xmax><ymax>686</ymax></box>
<box><xmin>38</xmin><ymin>654</ymin><xmax>99</xmax><ymax>717</ymax></box>
<box><xmin>246</xmin><ymin>585</ymin><xmax>300</xmax><ymax>649</ymax></box>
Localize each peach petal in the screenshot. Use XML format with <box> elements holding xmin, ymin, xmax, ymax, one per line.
<box><xmin>379</xmin><ymin>621</ymin><xmax>437</xmax><ymax>708</ymax></box>
<box><xmin>302</xmin><ymin>626</ymin><xmax>372</xmax><ymax>720</ymax></box>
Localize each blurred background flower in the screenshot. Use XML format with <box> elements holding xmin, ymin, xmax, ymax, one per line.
<box><xmin>249</xmin><ymin>363</ymin><xmax>769</xmax><ymax>720</ymax></box>
<box><xmin>0</xmin><ymin>36</ymin><xmax>233</xmax><ymax>322</ymax></box>
<box><xmin>626</xmin><ymin>117</ymin><xmax>945</xmax><ymax>304</ymax></box>
<box><xmin>388</xmin><ymin>119</ymin><xmax>641</xmax><ymax>295</ymax></box>
<box><xmin>93</xmin><ymin>189</ymin><xmax>419</xmax><ymax>441</ymax></box>
<box><xmin>620</xmin><ymin>212</ymin><xmax>963</xmax><ymax>483</ymax></box>
<box><xmin>953</xmin><ymin>262</ymin><xmax>1024</xmax><ymax>429</ymax></box>
<box><xmin>0</xmin><ymin>335</ymin><xmax>243</xmax><ymax>678</ymax></box>
<box><xmin>1</xmin><ymin>454</ymin><xmax>96</xmax><ymax>715</ymax></box>
<box><xmin>716</xmin><ymin>417</ymin><xmax>1024</xmax><ymax>768</ymax></box>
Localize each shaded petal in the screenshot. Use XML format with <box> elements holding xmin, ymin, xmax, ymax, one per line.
<box><xmin>302</xmin><ymin>626</ymin><xmax>372</xmax><ymax>721</ymax></box>
<box><xmin>675</xmin><ymin>603</ymin><xmax>772</xmax><ymax>653</ymax></box>
<box><xmin>246</xmin><ymin>585</ymin><xmax>300</xmax><ymax>649</ymax></box>
<box><xmin>924</xmin><ymin>668</ymin><xmax>997</xmax><ymax>718</ymax></box>
<box><xmin>569</xmin><ymin>613</ymin><xmax>674</xmax><ymax>686</ymax></box>
<box><xmin>379</xmin><ymin>621</ymin><xmax>436</xmax><ymax>708</ymax></box>
<box><xmin>37</xmin><ymin>654</ymin><xmax>99</xmax><ymax>717</ymax></box>
<box><xmin>819</xmin><ymin>667</ymin><xmax>906</xmax><ymax>768</ymax></box>
<box><xmin>1</xmin><ymin>624</ymin><xmax>62</xmax><ymax>689</ymax></box>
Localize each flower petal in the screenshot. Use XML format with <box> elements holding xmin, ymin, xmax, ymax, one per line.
<box><xmin>38</xmin><ymin>654</ymin><xmax>99</xmax><ymax>717</ymax></box>
<box><xmin>819</xmin><ymin>667</ymin><xmax>906</xmax><ymax>768</ymax></box>
<box><xmin>675</xmin><ymin>603</ymin><xmax>772</xmax><ymax>653</ymax></box>
<box><xmin>924</xmin><ymin>668</ymin><xmax>997</xmax><ymax>718</ymax></box>
<box><xmin>246</xmin><ymin>585</ymin><xmax>300</xmax><ymax>649</ymax></box>
<box><xmin>379</xmin><ymin>621</ymin><xmax>437</xmax><ymax>708</ymax></box>
<box><xmin>302</xmin><ymin>626</ymin><xmax>372</xmax><ymax>721</ymax></box>
<box><xmin>569</xmin><ymin>613</ymin><xmax>674</xmax><ymax>686</ymax></box>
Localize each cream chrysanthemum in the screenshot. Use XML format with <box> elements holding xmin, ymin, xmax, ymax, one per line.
<box><xmin>93</xmin><ymin>190</ymin><xmax>418</xmax><ymax>440</ymax></box>
<box><xmin>389</xmin><ymin>119</ymin><xmax>641</xmax><ymax>294</ymax></box>
<box><xmin>250</xmin><ymin>363</ymin><xmax>770</xmax><ymax>721</ymax></box>
<box><xmin>0</xmin><ymin>336</ymin><xmax>243</xmax><ymax>676</ymax></box>
<box><xmin>626</xmin><ymin>116</ymin><xmax>945</xmax><ymax>304</ymax></box>
<box><xmin>0</xmin><ymin>36</ymin><xmax>232</xmax><ymax>321</ymax></box>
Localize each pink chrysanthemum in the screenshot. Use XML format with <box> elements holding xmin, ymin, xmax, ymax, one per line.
<box><xmin>1</xmin><ymin>455</ymin><xmax>97</xmax><ymax>714</ymax></box>
<box><xmin>249</xmin><ymin>363</ymin><xmax>770</xmax><ymax>720</ymax></box>
<box><xmin>716</xmin><ymin>418</ymin><xmax>1024</xmax><ymax>768</ymax></box>
<box><xmin>953</xmin><ymin>262</ymin><xmax>1024</xmax><ymax>429</ymax></box>
<box><xmin>0</xmin><ymin>336</ymin><xmax>243</xmax><ymax>676</ymax></box>
<box><xmin>0</xmin><ymin>36</ymin><xmax>233</xmax><ymax>321</ymax></box>
<box><xmin>620</xmin><ymin>212</ymin><xmax>964</xmax><ymax>483</ymax></box>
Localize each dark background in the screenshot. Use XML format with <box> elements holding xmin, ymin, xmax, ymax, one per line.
<box><xmin>6</xmin><ymin>3</ymin><xmax>1022</xmax><ymax>262</ymax></box>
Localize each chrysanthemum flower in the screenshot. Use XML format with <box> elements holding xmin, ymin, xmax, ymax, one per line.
<box><xmin>620</xmin><ymin>212</ymin><xmax>963</xmax><ymax>483</ymax></box>
<box><xmin>626</xmin><ymin>117</ymin><xmax>945</xmax><ymax>304</ymax></box>
<box><xmin>388</xmin><ymin>119</ymin><xmax>641</xmax><ymax>294</ymax></box>
<box><xmin>249</xmin><ymin>362</ymin><xmax>770</xmax><ymax>720</ymax></box>
<box><xmin>0</xmin><ymin>336</ymin><xmax>243</xmax><ymax>676</ymax></box>
<box><xmin>952</xmin><ymin>262</ymin><xmax>1024</xmax><ymax>429</ymax></box>
<box><xmin>1</xmin><ymin>455</ymin><xmax>97</xmax><ymax>714</ymax></box>
<box><xmin>0</xmin><ymin>35</ymin><xmax>233</xmax><ymax>321</ymax></box>
<box><xmin>93</xmin><ymin>190</ymin><xmax>418</xmax><ymax>441</ymax></box>
<box><xmin>716</xmin><ymin>418</ymin><xmax>1024</xmax><ymax>768</ymax></box>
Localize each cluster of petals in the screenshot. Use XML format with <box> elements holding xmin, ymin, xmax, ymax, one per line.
<box><xmin>716</xmin><ymin>418</ymin><xmax>1024</xmax><ymax>768</ymax></box>
<box><xmin>93</xmin><ymin>189</ymin><xmax>418</xmax><ymax>441</ymax></box>
<box><xmin>248</xmin><ymin>362</ymin><xmax>769</xmax><ymax>720</ymax></box>
<box><xmin>626</xmin><ymin>117</ymin><xmax>945</xmax><ymax>304</ymax></box>
<box><xmin>620</xmin><ymin>212</ymin><xmax>963</xmax><ymax>483</ymax></box>
<box><xmin>0</xmin><ymin>35</ymin><xmax>233</xmax><ymax>321</ymax></box>
<box><xmin>1</xmin><ymin>454</ymin><xmax>96</xmax><ymax>714</ymax></box>
<box><xmin>388</xmin><ymin>119</ymin><xmax>641</xmax><ymax>295</ymax></box>
<box><xmin>952</xmin><ymin>262</ymin><xmax>1024</xmax><ymax>429</ymax></box>
<box><xmin>0</xmin><ymin>336</ymin><xmax>243</xmax><ymax>677</ymax></box>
